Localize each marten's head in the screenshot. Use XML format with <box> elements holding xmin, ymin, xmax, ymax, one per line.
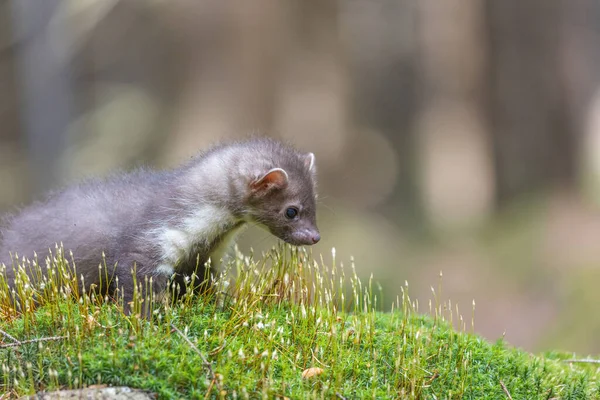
<box><xmin>244</xmin><ymin>141</ymin><xmax>320</xmax><ymax>246</ymax></box>
<box><xmin>181</xmin><ymin>138</ymin><xmax>320</xmax><ymax>247</ymax></box>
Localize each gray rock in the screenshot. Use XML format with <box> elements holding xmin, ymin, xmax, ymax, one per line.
<box><xmin>22</xmin><ymin>386</ymin><xmax>156</xmax><ymax>400</ymax></box>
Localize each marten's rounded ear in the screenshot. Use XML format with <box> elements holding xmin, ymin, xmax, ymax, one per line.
<box><xmin>250</xmin><ymin>168</ymin><xmax>289</xmax><ymax>193</ymax></box>
<box><xmin>304</xmin><ymin>153</ymin><xmax>315</xmax><ymax>172</ymax></box>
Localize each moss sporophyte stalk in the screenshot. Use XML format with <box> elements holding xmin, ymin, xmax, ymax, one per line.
<box><xmin>1</xmin><ymin>245</ymin><xmax>599</xmax><ymax>399</ymax></box>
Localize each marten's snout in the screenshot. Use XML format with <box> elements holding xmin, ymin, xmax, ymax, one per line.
<box><xmin>291</xmin><ymin>228</ymin><xmax>320</xmax><ymax>246</ymax></box>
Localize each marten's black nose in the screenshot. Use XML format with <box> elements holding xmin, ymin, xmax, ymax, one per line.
<box><xmin>311</xmin><ymin>233</ymin><xmax>321</xmax><ymax>244</ymax></box>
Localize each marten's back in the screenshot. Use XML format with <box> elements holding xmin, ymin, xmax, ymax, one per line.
<box><xmin>0</xmin><ymin>169</ymin><xmax>169</xmax><ymax>279</ymax></box>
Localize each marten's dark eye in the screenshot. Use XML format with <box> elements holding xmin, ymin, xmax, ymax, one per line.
<box><xmin>285</xmin><ymin>207</ymin><xmax>299</xmax><ymax>219</ymax></box>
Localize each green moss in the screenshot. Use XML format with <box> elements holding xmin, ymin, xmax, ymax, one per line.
<box><xmin>1</xmin><ymin>246</ymin><xmax>599</xmax><ymax>399</ymax></box>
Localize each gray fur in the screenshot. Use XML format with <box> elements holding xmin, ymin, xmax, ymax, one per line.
<box><xmin>0</xmin><ymin>138</ymin><xmax>319</xmax><ymax>312</ymax></box>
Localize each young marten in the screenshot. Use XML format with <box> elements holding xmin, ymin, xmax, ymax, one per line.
<box><xmin>0</xmin><ymin>138</ymin><xmax>320</xmax><ymax>312</ymax></box>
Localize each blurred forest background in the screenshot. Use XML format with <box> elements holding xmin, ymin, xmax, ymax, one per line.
<box><xmin>2</xmin><ymin>0</ymin><xmax>600</xmax><ymax>354</ymax></box>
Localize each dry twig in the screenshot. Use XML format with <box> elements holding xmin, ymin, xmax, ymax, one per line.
<box><xmin>0</xmin><ymin>335</ymin><xmax>67</xmax><ymax>349</ymax></box>
<box><xmin>500</xmin><ymin>380</ymin><xmax>513</xmax><ymax>400</ymax></box>
<box><xmin>563</xmin><ymin>358</ymin><xmax>600</xmax><ymax>364</ymax></box>
<box><xmin>0</xmin><ymin>328</ymin><xmax>20</xmax><ymax>344</ymax></box>
<box><xmin>170</xmin><ymin>323</ymin><xmax>215</xmax><ymax>379</ymax></box>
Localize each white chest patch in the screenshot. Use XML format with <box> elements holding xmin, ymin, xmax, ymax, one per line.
<box><xmin>156</xmin><ymin>205</ymin><xmax>238</xmax><ymax>272</ymax></box>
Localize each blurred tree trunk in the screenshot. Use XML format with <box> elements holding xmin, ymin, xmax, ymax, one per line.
<box><xmin>0</xmin><ymin>1</ymin><xmax>27</xmax><ymax>210</ymax></box>
<box><xmin>11</xmin><ymin>0</ymin><xmax>73</xmax><ymax>193</ymax></box>
<box><xmin>561</xmin><ymin>0</ymin><xmax>600</xmax><ymax>186</ymax></box>
<box><xmin>277</xmin><ymin>0</ymin><xmax>348</xmax><ymax>153</ymax></box>
<box><xmin>485</xmin><ymin>0</ymin><xmax>579</xmax><ymax>207</ymax></box>
<box><xmin>0</xmin><ymin>2</ymin><xmax>20</xmax><ymax>143</ymax></box>
<box><xmin>416</xmin><ymin>0</ymin><xmax>494</xmax><ymax>228</ymax></box>
<box><xmin>343</xmin><ymin>0</ymin><xmax>422</xmax><ymax>228</ymax></box>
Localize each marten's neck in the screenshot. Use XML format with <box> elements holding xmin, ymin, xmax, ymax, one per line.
<box><xmin>153</xmin><ymin>198</ymin><xmax>243</xmax><ymax>276</ymax></box>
